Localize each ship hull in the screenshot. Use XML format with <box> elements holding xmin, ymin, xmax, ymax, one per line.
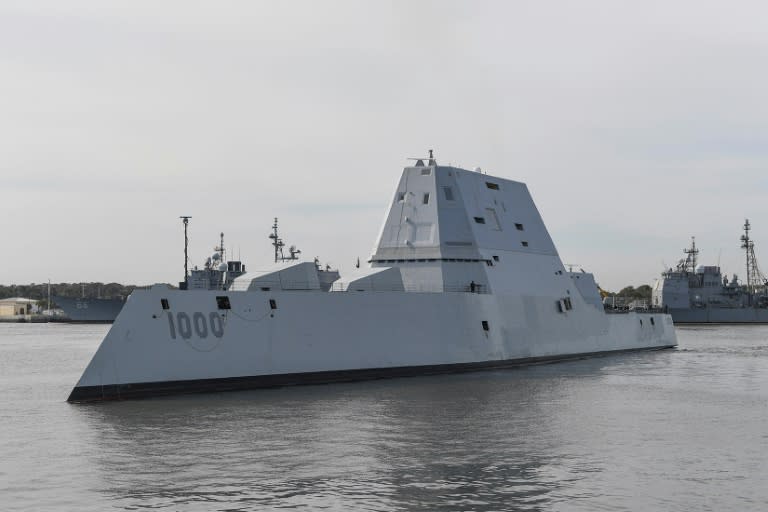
<box><xmin>68</xmin><ymin>286</ymin><xmax>677</xmax><ymax>402</ymax></box>
<box><xmin>668</xmin><ymin>307</ymin><xmax>768</xmax><ymax>324</ymax></box>
<box><xmin>52</xmin><ymin>296</ymin><xmax>125</xmax><ymax>323</ymax></box>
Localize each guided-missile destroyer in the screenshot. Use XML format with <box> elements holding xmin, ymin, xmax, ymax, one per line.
<box><xmin>68</xmin><ymin>153</ymin><xmax>677</xmax><ymax>402</ymax></box>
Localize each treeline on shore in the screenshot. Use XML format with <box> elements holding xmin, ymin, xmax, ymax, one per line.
<box><xmin>0</xmin><ymin>283</ymin><xmax>138</xmax><ymax>304</ymax></box>
<box><xmin>604</xmin><ymin>284</ymin><xmax>652</xmax><ymax>300</ymax></box>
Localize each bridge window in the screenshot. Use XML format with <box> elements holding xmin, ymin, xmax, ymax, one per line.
<box><xmin>474</xmin><ymin>217</ymin><xmax>485</xmax><ymax>224</ymax></box>
<box><xmin>486</xmin><ymin>182</ymin><xmax>500</xmax><ymax>190</ymax></box>
<box><xmin>420</xmin><ymin>168</ymin><xmax>431</xmax><ymax>175</ymax></box>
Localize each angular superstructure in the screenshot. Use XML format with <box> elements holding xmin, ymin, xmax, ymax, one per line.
<box><xmin>67</xmin><ymin>158</ymin><xmax>676</xmax><ymax>402</ymax></box>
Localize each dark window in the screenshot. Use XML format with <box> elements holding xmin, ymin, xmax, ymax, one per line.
<box><xmin>564</xmin><ymin>298</ymin><xmax>573</xmax><ymax>310</ymax></box>
<box><xmin>443</xmin><ymin>186</ymin><xmax>454</xmax><ymax>200</ymax></box>
<box><xmin>474</xmin><ymin>217</ymin><xmax>486</xmax><ymax>224</ymax></box>
<box><xmin>556</xmin><ymin>300</ymin><xmax>564</xmax><ymax>313</ymax></box>
<box><xmin>486</xmin><ymin>182</ymin><xmax>500</xmax><ymax>190</ymax></box>
<box><xmin>260</xmin><ymin>287</ymin><xmax>271</xmax><ymax>291</ymax></box>
<box><xmin>160</xmin><ymin>298</ymin><xmax>169</xmax><ymax>310</ymax></box>
<box><xmin>420</xmin><ymin>168</ymin><xmax>431</xmax><ymax>175</ymax></box>
<box><xmin>216</xmin><ymin>296</ymin><xmax>231</xmax><ymax>310</ymax></box>
<box><xmin>269</xmin><ymin>299</ymin><xmax>277</xmax><ymax>310</ymax></box>
<box><xmin>650</xmin><ymin>317</ymin><xmax>655</xmax><ymax>326</ymax></box>
<box><xmin>521</xmin><ymin>241</ymin><xmax>529</xmax><ymax>247</ymax></box>
<box><xmin>493</xmin><ymin>255</ymin><xmax>500</xmax><ymax>262</ymax></box>
<box><xmin>423</xmin><ymin>193</ymin><xmax>430</xmax><ymax>204</ymax></box>
<box><xmin>482</xmin><ymin>320</ymin><xmax>490</xmax><ymax>331</ymax></box>
<box><xmin>515</xmin><ymin>223</ymin><xmax>524</xmax><ymax>231</ymax></box>
<box><xmin>640</xmin><ymin>319</ymin><xmax>643</xmax><ymax>327</ymax></box>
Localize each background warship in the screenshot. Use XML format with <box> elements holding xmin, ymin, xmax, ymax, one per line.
<box><xmin>652</xmin><ymin>220</ymin><xmax>768</xmax><ymax>323</ymax></box>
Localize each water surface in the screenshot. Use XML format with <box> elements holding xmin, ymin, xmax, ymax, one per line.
<box><xmin>1</xmin><ymin>323</ymin><xmax>766</xmax><ymax>511</ymax></box>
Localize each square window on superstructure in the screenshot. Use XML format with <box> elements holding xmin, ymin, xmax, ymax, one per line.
<box><xmin>443</xmin><ymin>186</ymin><xmax>454</xmax><ymax>201</ymax></box>
<box><xmin>423</xmin><ymin>193</ymin><xmax>430</xmax><ymax>204</ymax></box>
<box><xmin>474</xmin><ymin>217</ymin><xmax>485</xmax><ymax>224</ymax></box>
<box><xmin>493</xmin><ymin>255</ymin><xmax>499</xmax><ymax>262</ymax></box>
<box><xmin>515</xmin><ymin>223</ymin><xmax>524</xmax><ymax>231</ymax></box>
<box><xmin>521</xmin><ymin>241</ymin><xmax>529</xmax><ymax>247</ymax></box>
<box><xmin>486</xmin><ymin>182</ymin><xmax>500</xmax><ymax>190</ymax></box>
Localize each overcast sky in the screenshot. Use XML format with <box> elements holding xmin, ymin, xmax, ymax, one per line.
<box><xmin>2</xmin><ymin>0</ymin><xmax>768</xmax><ymax>290</ymax></box>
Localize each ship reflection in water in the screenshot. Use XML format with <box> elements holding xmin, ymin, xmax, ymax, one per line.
<box><xmin>1</xmin><ymin>324</ymin><xmax>764</xmax><ymax>511</ymax></box>
<box><xmin>69</xmin><ymin>330</ymin><xmax>765</xmax><ymax>512</ymax></box>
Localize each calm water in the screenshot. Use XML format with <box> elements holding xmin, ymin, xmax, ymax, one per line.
<box><xmin>1</xmin><ymin>323</ymin><xmax>766</xmax><ymax>511</ymax></box>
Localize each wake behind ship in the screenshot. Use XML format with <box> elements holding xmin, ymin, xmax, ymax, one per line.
<box><xmin>68</xmin><ymin>153</ymin><xmax>677</xmax><ymax>402</ymax></box>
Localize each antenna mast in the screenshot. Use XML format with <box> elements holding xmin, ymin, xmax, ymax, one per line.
<box><xmin>268</xmin><ymin>217</ymin><xmax>300</xmax><ymax>263</ymax></box>
<box><xmin>269</xmin><ymin>218</ymin><xmax>284</xmax><ymax>263</ymax></box>
<box><xmin>740</xmin><ymin>219</ymin><xmax>767</xmax><ymax>301</ymax></box>
<box><xmin>215</xmin><ymin>232</ymin><xmax>225</xmax><ymax>262</ymax></box>
<box><xmin>683</xmin><ymin>236</ymin><xmax>699</xmax><ymax>273</ymax></box>
<box><xmin>180</xmin><ymin>216</ymin><xmax>192</xmax><ymax>289</ymax></box>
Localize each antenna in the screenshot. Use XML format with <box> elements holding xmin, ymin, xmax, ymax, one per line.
<box><xmin>682</xmin><ymin>236</ymin><xmax>698</xmax><ymax>273</ymax></box>
<box><xmin>180</xmin><ymin>216</ymin><xmax>192</xmax><ymax>289</ymax></box>
<box><xmin>269</xmin><ymin>218</ymin><xmax>283</xmax><ymax>263</ymax></box>
<box><xmin>215</xmin><ymin>232</ymin><xmax>225</xmax><ymax>262</ymax></box>
<box><xmin>269</xmin><ymin>217</ymin><xmax>301</xmax><ymax>262</ymax></box>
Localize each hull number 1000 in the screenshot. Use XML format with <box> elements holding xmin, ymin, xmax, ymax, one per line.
<box><xmin>167</xmin><ymin>312</ymin><xmax>224</xmax><ymax>339</ymax></box>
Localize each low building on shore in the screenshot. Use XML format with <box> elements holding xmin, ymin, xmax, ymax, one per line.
<box><xmin>0</xmin><ymin>297</ymin><xmax>37</xmax><ymax>317</ymax></box>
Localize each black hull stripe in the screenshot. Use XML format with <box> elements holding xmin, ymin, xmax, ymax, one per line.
<box><xmin>67</xmin><ymin>345</ymin><xmax>676</xmax><ymax>403</ymax></box>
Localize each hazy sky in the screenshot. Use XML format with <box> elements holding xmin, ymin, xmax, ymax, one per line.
<box><xmin>3</xmin><ymin>0</ymin><xmax>768</xmax><ymax>290</ymax></box>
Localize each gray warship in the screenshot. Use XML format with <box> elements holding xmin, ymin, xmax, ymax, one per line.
<box><xmin>652</xmin><ymin>220</ymin><xmax>768</xmax><ymax>323</ymax></box>
<box><xmin>55</xmin><ymin>230</ymin><xmax>249</xmax><ymax>323</ymax></box>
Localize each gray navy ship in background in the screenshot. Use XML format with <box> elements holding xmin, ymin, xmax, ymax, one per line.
<box><xmin>653</xmin><ymin>219</ymin><xmax>768</xmax><ymax>323</ymax></box>
<box><xmin>52</xmin><ymin>295</ymin><xmax>126</xmax><ymax>323</ymax></box>
<box><xmin>54</xmin><ymin>231</ymin><xmax>250</xmax><ymax>323</ymax></box>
